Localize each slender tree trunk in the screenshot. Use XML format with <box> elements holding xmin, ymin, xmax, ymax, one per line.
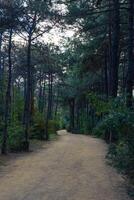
<box><xmin>0</xmin><ymin>55</ymin><xmax>5</xmax><ymax>120</ymax></box>
<box><xmin>104</xmin><ymin>49</ymin><xmax>109</xmax><ymax>99</ymax></box>
<box><xmin>55</xmin><ymin>86</ymin><xmax>59</xmax><ymax>117</ymax></box>
<box><xmin>122</xmin><ymin>53</ymin><xmax>126</xmax><ymax>95</ymax></box>
<box><xmin>38</xmin><ymin>69</ymin><xmax>43</xmax><ymax>113</ymax></box>
<box><xmin>50</xmin><ymin>73</ymin><xmax>53</xmax><ymax>118</ymax></box>
<box><xmin>109</xmin><ymin>0</ymin><xmax>120</xmax><ymax>97</ymax></box>
<box><xmin>1</xmin><ymin>28</ymin><xmax>12</xmax><ymax>154</ymax></box>
<box><xmin>0</xmin><ymin>31</ymin><xmax>3</xmax><ymax>79</ymax></box>
<box><xmin>0</xmin><ymin>31</ymin><xmax>3</xmax><ymax>119</ymax></box>
<box><xmin>76</xmin><ymin>103</ymin><xmax>80</xmax><ymax>130</ymax></box>
<box><xmin>126</xmin><ymin>0</ymin><xmax>134</xmax><ymax>107</ymax></box>
<box><xmin>42</xmin><ymin>77</ymin><xmax>46</xmax><ymax>114</ymax></box>
<box><xmin>69</xmin><ymin>98</ymin><xmax>75</xmax><ymax>131</ymax></box>
<box><xmin>23</xmin><ymin>76</ymin><xmax>27</xmax><ymax>124</ymax></box>
<box><xmin>44</xmin><ymin>72</ymin><xmax>53</xmax><ymax>140</ymax></box>
<box><xmin>23</xmin><ymin>34</ymin><xmax>32</xmax><ymax>151</ymax></box>
<box><xmin>30</xmin><ymin>71</ymin><xmax>35</xmax><ymax>124</ymax></box>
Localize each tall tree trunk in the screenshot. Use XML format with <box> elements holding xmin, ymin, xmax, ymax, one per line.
<box><xmin>76</xmin><ymin>102</ymin><xmax>80</xmax><ymax>130</ymax></box>
<box><xmin>38</xmin><ymin>69</ymin><xmax>42</xmax><ymax>112</ymax></box>
<box><xmin>23</xmin><ymin>34</ymin><xmax>32</xmax><ymax>151</ymax></box>
<box><xmin>109</xmin><ymin>0</ymin><xmax>120</xmax><ymax>97</ymax></box>
<box><xmin>1</xmin><ymin>28</ymin><xmax>12</xmax><ymax>154</ymax></box>
<box><xmin>104</xmin><ymin>49</ymin><xmax>109</xmax><ymax>99</ymax></box>
<box><xmin>69</xmin><ymin>98</ymin><xmax>75</xmax><ymax>131</ymax></box>
<box><xmin>23</xmin><ymin>76</ymin><xmax>27</xmax><ymax>124</ymax></box>
<box><xmin>0</xmin><ymin>31</ymin><xmax>3</xmax><ymax>79</ymax></box>
<box><xmin>126</xmin><ymin>0</ymin><xmax>134</xmax><ymax>107</ymax></box>
<box><xmin>0</xmin><ymin>31</ymin><xmax>3</xmax><ymax>119</ymax></box>
<box><xmin>38</xmin><ymin>69</ymin><xmax>45</xmax><ymax>113</ymax></box>
<box><xmin>54</xmin><ymin>86</ymin><xmax>59</xmax><ymax>117</ymax></box>
<box><xmin>42</xmin><ymin>77</ymin><xmax>46</xmax><ymax>114</ymax></box>
<box><xmin>45</xmin><ymin>72</ymin><xmax>53</xmax><ymax>140</ymax></box>
<box><xmin>122</xmin><ymin>53</ymin><xmax>126</xmax><ymax>95</ymax></box>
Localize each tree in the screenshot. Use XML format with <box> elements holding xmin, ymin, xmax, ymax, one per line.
<box><xmin>0</xmin><ymin>0</ymin><xmax>23</xmax><ymax>154</ymax></box>
<box><xmin>126</xmin><ymin>0</ymin><xmax>134</xmax><ymax>107</ymax></box>
<box><xmin>1</xmin><ymin>28</ymin><xmax>13</xmax><ymax>154</ymax></box>
<box><xmin>18</xmin><ymin>0</ymin><xmax>56</xmax><ymax>149</ymax></box>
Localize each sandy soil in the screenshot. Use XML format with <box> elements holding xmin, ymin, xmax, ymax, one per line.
<box><xmin>0</xmin><ymin>130</ymin><xmax>130</xmax><ymax>200</ymax></box>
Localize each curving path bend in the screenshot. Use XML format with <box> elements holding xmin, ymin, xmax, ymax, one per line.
<box><xmin>0</xmin><ymin>130</ymin><xmax>130</xmax><ymax>200</ymax></box>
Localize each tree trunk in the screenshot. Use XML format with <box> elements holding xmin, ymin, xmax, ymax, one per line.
<box><xmin>1</xmin><ymin>28</ymin><xmax>12</xmax><ymax>154</ymax></box>
<box><xmin>45</xmin><ymin>72</ymin><xmax>53</xmax><ymax>140</ymax></box>
<box><xmin>23</xmin><ymin>76</ymin><xmax>27</xmax><ymax>124</ymax></box>
<box><xmin>0</xmin><ymin>31</ymin><xmax>3</xmax><ymax>79</ymax></box>
<box><xmin>55</xmin><ymin>87</ymin><xmax>59</xmax><ymax>117</ymax></box>
<box><xmin>126</xmin><ymin>0</ymin><xmax>134</xmax><ymax>107</ymax></box>
<box><xmin>104</xmin><ymin>49</ymin><xmax>109</xmax><ymax>99</ymax></box>
<box><xmin>42</xmin><ymin>77</ymin><xmax>46</xmax><ymax>114</ymax></box>
<box><xmin>69</xmin><ymin>98</ymin><xmax>75</xmax><ymax>131</ymax></box>
<box><xmin>109</xmin><ymin>0</ymin><xmax>120</xmax><ymax>97</ymax></box>
<box><xmin>0</xmin><ymin>31</ymin><xmax>3</xmax><ymax>119</ymax></box>
<box><xmin>38</xmin><ymin>69</ymin><xmax>43</xmax><ymax>113</ymax></box>
<box><xmin>23</xmin><ymin>34</ymin><xmax>32</xmax><ymax>151</ymax></box>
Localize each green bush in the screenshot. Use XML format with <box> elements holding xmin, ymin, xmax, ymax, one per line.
<box><xmin>93</xmin><ymin>111</ymin><xmax>134</xmax><ymax>142</ymax></box>
<box><xmin>107</xmin><ymin>142</ymin><xmax>130</xmax><ymax>171</ymax></box>
<box><xmin>91</xmin><ymin>96</ymin><xmax>134</xmax><ymax>185</ymax></box>
<box><xmin>30</xmin><ymin>112</ymin><xmax>60</xmax><ymax>140</ymax></box>
<box><xmin>107</xmin><ymin>140</ymin><xmax>134</xmax><ymax>184</ymax></box>
<box><xmin>30</xmin><ymin>113</ymin><xmax>45</xmax><ymax>140</ymax></box>
<box><xmin>8</xmin><ymin>123</ymin><xmax>25</xmax><ymax>152</ymax></box>
<box><xmin>48</xmin><ymin>120</ymin><xmax>59</xmax><ymax>135</ymax></box>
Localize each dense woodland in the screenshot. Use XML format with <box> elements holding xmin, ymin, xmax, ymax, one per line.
<box><xmin>0</xmin><ymin>0</ymin><xmax>134</xmax><ymax>193</ymax></box>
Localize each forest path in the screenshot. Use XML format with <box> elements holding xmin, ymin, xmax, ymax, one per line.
<box><xmin>0</xmin><ymin>130</ymin><xmax>130</xmax><ymax>200</ymax></box>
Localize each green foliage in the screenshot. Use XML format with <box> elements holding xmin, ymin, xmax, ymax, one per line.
<box><xmin>88</xmin><ymin>93</ymin><xmax>110</xmax><ymax>115</ymax></box>
<box><xmin>0</xmin><ymin>121</ymin><xmax>25</xmax><ymax>152</ymax></box>
<box><xmin>30</xmin><ymin>113</ymin><xmax>45</xmax><ymax>140</ymax></box>
<box><xmin>88</xmin><ymin>93</ymin><xmax>127</xmax><ymax>115</ymax></box>
<box><xmin>93</xmin><ymin>109</ymin><xmax>134</xmax><ymax>139</ymax></box>
<box><xmin>107</xmin><ymin>142</ymin><xmax>130</xmax><ymax>171</ymax></box>
<box><xmin>12</xmin><ymin>89</ymin><xmax>24</xmax><ymax>121</ymax></box>
<box><xmin>107</xmin><ymin>140</ymin><xmax>134</xmax><ymax>184</ymax></box>
<box><xmin>30</xmin><ymin>113</ymin><xmax>60</xmax><ymax>140</ymax></box>
<box><xmin>88</xmin><ymin>94</ymin><xmax>134</xmax><ymax>186</ymax></box>
<box><xmin>7</xmin><ymin>122</ymin><xmax>25</xmax><ymax>152</ymax></box>
<box><xmin>79</xmin><ymin>116</ymin><xmax>92</xmax><ymax>135</ymax></box>
<box><xmin>48</xmin><ymin>120</ymin><xmax>59</xmax><ymax>135</ymax></box>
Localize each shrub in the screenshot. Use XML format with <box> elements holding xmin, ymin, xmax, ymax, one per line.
<box><xmin>93</xmin><ymin>111</ymin><xmax>134</xmax><ymax>142</ymax></box>
<box><xmin>107</xmin><ymin>140</ymin><xmax>134</xmax><ymax>184</ymax></box>
<box><xmin>91</xmin><ymin>97</ymin><xmax>134</xmax><ymax>185</ymax></box>
<box><xmin>8</xmin><ymin>123</ymin><xmax>25</xmax><ymax>152</ymax></box>
<box><xmin>48</xmin><ymin>120</ymin><xmax>59</xmax><ymax>135</ymax></box>
<box><xmin>30</xmin><ymin>112</ymin><xmax>60</xmax><ymax>140</ymax></box>
<box><xmin>107</xmin><ymin>142</ymin><xmax>130</xmax><ymax>171</ymax></box>
<box><xmin>30</xmin><ymin>113</ymin><xmax>45</xmax><ymax>140</ymax></box>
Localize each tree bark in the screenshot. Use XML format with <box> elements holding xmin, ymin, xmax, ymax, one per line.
<box><xmin>69</xmin><ymin>98</ymin><xmax>75</xmax><ymax>131</ymax></box>
<box><xmin>104</xmin><ymin>49</ymin><xmax>109</xmax><ymax>99</ymax></box>
<box><xmin>23</xmin><ymin>34</ymin><xmax>32</xmax><ymax>151</ymax></box>
<box><xmin>44</xmin><ymin>72</ymin><xmax>53</xmax><ymax>140</ymax></box>
<box><xmin>109</xmin><ymin>0</ymin><xmax>120</xmax><ymax>97</ymax></box>
<box><xmin>38</xmin><ymin>69</ymin><xmax>43</xmax><ymax>112</ymax></box>
<box><xmin>1</xmin><ymin>28</ymin><xmax>12</xmax><ymax>154</ymax></box>
<box><xmin>0</xmin><ymin>31</ymin><xmax>3</xmax><ymax>79</ymax></box>
<box><xmin>126</xmin><ymin>0</ymin><xmax>134</xmax><ymax>108</ymax></box>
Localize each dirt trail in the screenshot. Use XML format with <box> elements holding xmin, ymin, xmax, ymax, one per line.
<box><xmin>0</xmin><ymin>130</ymin><xmax>130</xmax><ymax>200</ymax></box>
